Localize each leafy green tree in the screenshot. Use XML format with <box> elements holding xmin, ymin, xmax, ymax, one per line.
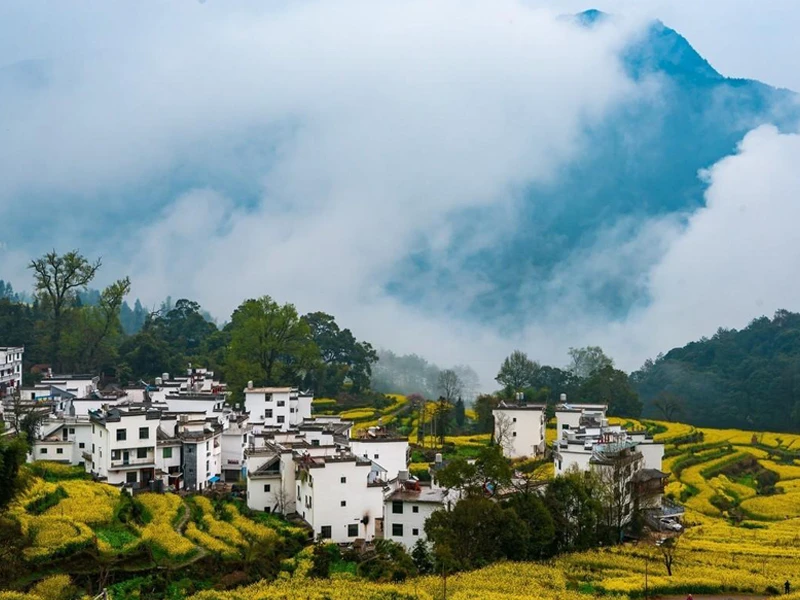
<box><xmin>0</xmin><ymin>421</ymin><xmax>28</xmax><ymax>510</ymax></box>
<box><xmin>118</xmin><ymin>331</ymin><xmax>178</xmax><ymax>380</ymax></box>
<box><xmin>302</xmin><ymin>312</ymin><xmax>377</xmax><ymax>395</ymax></box>
<box><xmin>226</xmin><ymin>296</ymin><xmax>319</xmax><ymax>395</ymax></box>
<box><xmin>29</xmin><ymin>250</ymin><xmax>101</xmax><ymax>370</ymax></box>
<box><xmin>543</xmin><ymin>470</ymin><xmax>604</xmax><ymax>553</ymax></box>
<box><xmin>60</xmin><ymin>278</ymin><xmax>131</xmax><ymax>373</ymax></box>
<box><xmin>473</xmin><ymin>394</ymin><xmax>499</xmax><ymax>433</ymax></box>
<box><xmin>502</xmin><ymin>492</ymin><xmax>556</xmax><ymax>559</ymax></box>
<box><xmin>411</xmin><ymin>539</ymin><xmax>433</xmax><ymax>574</ymax></box>
<box><xmin>495</xmin><ymin>350</ymin><xmax>539</xmax><ymax>391</ymax></box>
<box><xmin>150</xmin><ymin>299</ymin><xmax>217</xmax><ymax>359</ymax></box>
<box><xmin>356</xmin><ymin>539</ymin><xmax>416</xmax><ymax>582</ymax></box>
<box><xmin>567</xmin><ymin>346</ymin><xmax>614</xmax><ymax>380</ymax></box>
<box><xmin>579</xmin><ymin>365</ymin><xmax>643</xmax><ymax>417</ymax></box>
<box><xmin>434</xmin><ymin>446</ymin><xmax>511</xmax><ymax>497</ymax></box>
<box><xmin>425</xmin><ymin>496</ymin><xmax>527</xmax><ymax>570</ymax></box>
<box><xmin>453</xmin><ymin>397</ymin><xmax>466</xmax><ymax>428</ymax></box>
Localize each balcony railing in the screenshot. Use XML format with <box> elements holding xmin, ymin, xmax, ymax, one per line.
<box><xmin>110</xmin><ymin>457</ymin><xmax>155</xmax><ymax>469</ymax></box>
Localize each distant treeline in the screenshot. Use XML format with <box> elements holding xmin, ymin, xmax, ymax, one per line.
<box><xmin>632</xmin><ymin>309</ymin><xmax>800</xmax><ymax>432</ymax></box>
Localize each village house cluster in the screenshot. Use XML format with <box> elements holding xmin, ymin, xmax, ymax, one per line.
<box><xmin>494</xmin><ymin>394</ymin><xmax>683</xmax><ymax>530</ymax></box>
<box><xmin>0</xmin><ymin>351</ymin><xmax>457</xmax><ymax>547</ymax></box>
<box><xmin>2</xmin><ymin>346</ymin><xmax>680</xmax><ymax>546</ymax></box>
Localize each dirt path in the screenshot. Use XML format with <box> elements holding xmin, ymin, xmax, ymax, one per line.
<box><xmin>175</xmin><ymin>503</ymin><xmax>191</xmax><ymax>532</ymax></box>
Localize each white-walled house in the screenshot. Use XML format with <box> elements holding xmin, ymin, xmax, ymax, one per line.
<box><xmin>349</xmin><ymin>436</ymin><xmax>410</xmax><ymax>481</ymax></box>
<box><xmin>0</xmin><ymin>346</ymin><xmax>23</xmax><ymax>397</ymax></box>
<box><xmin>492</xmin><ymin>403</ymin><xmax>547</xmax><ymax>459</ymax></box>
<box><xmin>87</xmin><ymin>407</ymin><xmax>160</xmax><ymax>488</ymax></box>
<box><xmin>221</xmin><ymin>414</ymin><xmax>250</xmax><ymax>482</ymax></box>
<box><xmin>383</xmin><ymin>478</ymin><xmax>452</xmax><ymax>549</ymax></box>
<box><xmin>244</xmin><ymin>386</ymin><xmax>313</xmax><ymax>431</ymax></box>
<box><xmin>296</xmin><ymin>453</ymin><xmax>384</xmax><ymax>543</ymax></box>
<box><xmin>551</xmin><ymin>404</ymin><xmax>672</xmax><ymax>526</ymax></box>
<box><xmin>32</xmin><ymin>417</ymin><xmax>92</xmax><ymax>465</ymax></box>
<box><xmin>246</xmin><ymin>445</ymin><xmax>297</xmax><ymax>514</ymax></box>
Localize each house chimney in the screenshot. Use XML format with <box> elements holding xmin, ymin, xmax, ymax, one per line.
<box><xmin>162</xmin><ymin>373</ymin><xmax>169</xmax><ymax>382</ymax></box>
<box><xmin>247</xmin><ymin>380</ymin><xmax>254</xmax><ymax>390</ymax></box>
<box><xmin>560</xmin><ymin>393</ymin><xmax>567</xmax><ymax>403</ymax></box>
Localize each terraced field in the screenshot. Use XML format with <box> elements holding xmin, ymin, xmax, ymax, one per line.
<box><xmin>175</xmin><ymin>419</ymin><xmax>800</xmax><ymax>600</ymax></box>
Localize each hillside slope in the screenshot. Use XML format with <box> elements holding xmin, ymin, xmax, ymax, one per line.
<box><xmin>632</xmin><ymin>309</ymin><xmax>800</xmax><ymax>431</ymax></box>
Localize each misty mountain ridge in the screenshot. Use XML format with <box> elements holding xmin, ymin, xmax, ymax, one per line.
<box><xmin>387</xmin><ymin>10</ymin><xmax>799</xmax><ymax>326</ymax></box>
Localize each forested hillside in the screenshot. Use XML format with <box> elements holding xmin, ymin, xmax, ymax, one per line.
<box><xmin>632</xmin><ymin>310</ymin><xmax>800</xmax><ymax>432</ymax></box>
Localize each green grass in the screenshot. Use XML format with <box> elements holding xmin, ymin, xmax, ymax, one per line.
<box><xmin>95</xmin><ymin>525</ymin><xmax>139</xmax><ymax>550</ymax></box>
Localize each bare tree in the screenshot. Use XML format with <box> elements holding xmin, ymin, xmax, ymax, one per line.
<box><xmin>657</xmin><ymin>535</ymin><xmax>679</xmax><ymax>576</ymax></box>
<box><xmin>567</xmin><ymin>346</ymin><xmax>613</xmax><ymax>380</ymax></box>
<box><xmin>593</xmin><ymin>461</ymin><xmax>630</xmax><ymax>540</ymax></box>
<box><xmin>437</xmin><ymin>370</ymin><xmax>463</xmax><ymax>402</ymax></box>
<box><xmin>653</xmin><ymin>393</ymin><xmax>683</xmax><ymax>422</ymax></box>
<box><xmin>493</xmin><ymin>412</ymin><xmax>514</xmax><ymax>455</ymax></box>
<box><xmin>274</xmin><ymin>480</ymin><xmax>290</xmax><ymax>515</ymax></box>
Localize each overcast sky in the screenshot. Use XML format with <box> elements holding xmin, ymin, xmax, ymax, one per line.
<box><xmin>1</xmin><ymin>1</ymin><xmax>799</xmax><ymax>386</ymax></box>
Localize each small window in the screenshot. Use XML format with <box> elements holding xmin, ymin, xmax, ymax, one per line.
<box><xmin>139</xmin><ymin>427</ymin><xmax>149</xmax><ymax>440</ymax></box>
<box><xmin>163</xmin><ymin>447</ymin><xmax>172</xmax><ymax>459</ymax></box>
<box><xmin>265</xmin><ymin>409</ymin><xmax>273</xmax><ymax>418</ymax></box>
<box><xmin>374</xmin><ymin>454</ymin><xmax>379</xmax><ymax>459</ymax></box>
<box><xmin>412</xmin><ymin>528</ymin><xmax>419</xmax><ymax>536</ymax></box>
<box><xmin>512</xmin><ymin>418</ymin><xmax>517</xmax><ymax>423</ymax></box>
<box><xmin>340</xmin><ymin>477</ymin><xmax>346</xmax><ymax>484</ymax></box>
<box><xmin>311</xmin><ymin>439</ymin><xmax>320</xmax><ymax>447</ymax></box>
<box><xmin>320</xmin><ymin>526</ymin><xmax>332</xmax><ymax>539</ymax></box>
<box><xmin>277</xmin><ymin>416</ymin><xmax>285</xmax><ymax>424</ymax></box>
<box><xmin>512</xmin><ymin>432</ymin><xmax>517</xmax><ymax>437</ymax></box>
<box><xmin>40</xmin><ymin>448</ymin><xmax>48</xmax><ymax>454</ymax></box>
<box><xmin>348</xmin><ymin>523</ymin><xmax>359</xmax><ymax>537</ymax></box>
<box><xmin>92</xmin><ymin>443</ymin><xmax>95</xmax><ymax>453</ymax></box>
<box><xmin>92</xmin><ymin>425</ymin><xmax>95</xmax><ymax>434</ymax></box>
<box><xmin>126</xmin><ymin>472</ymin><xmax>137</xmax><ymax>484</ymax></box>
<box><xmin>392</xmin><ymin>501</ymin><xmax>403</xmax><ymax>514</ymax></box>
<box><xmin>56</xmin><ymin>448</ymin><xmax>63</xmax><ymax>455</ymax></box>
<box><xmin>79</xmin><ymin>442</ymin><xmax>85</xmax><ymax>449</ymax></box>
<box><xmin>297</xmin><ymin>485</ymin><xmax>301</xmax><ymax>497</ymax></box>
<box><xmin>264</xmin><ymin>484</ymin><xmax>271</xmax><ymax>492</ymax></box>
<box><xmin>340</xmin><ymin>500</ymin><xmax>346</xmax><ymax>507</ymax></box>
<box><xmin>116</xmin><ymin>429</ymin><xmax>126</xmax><ymax>441</ymax></box>
<box><xmin>412</xmin><ymin>505</ymin><xmax>419</xmax><ymax>513</ymax></box>
<box><xmin>69</xmin><ymin>428</ymin><xmax>75</xmax><ymax>434</ymax></box>
<box><xmin>277</xmin><ymin>400</ymin><xmax>285</xmax><ymax>407</ymax></box>
<box><xmin>392</xmin><ymin>523</ymin><xmax>403</xmax><ymax>537</ymax></box>
<box><xmin>112</xmin><ymin>450</ymin><xmax>120</xmax><ymax>460</ymax></box>
<box><xmin>137</xmin><ymin>448</ymin><xmax>147</xmax><ymax>459</ymax></box>
<box><xmin>206</xmin><ymin>460</ymin><xmax>209</xmax><ymax>471</ymax></box>
<box><xmin>562</xmin><ymin>424</ymin><xmax>569</xmax><ymax>430</ymax></box>
<box><xmin>206</xmin><ymin>441</ymin><xmax>209</xmax><ymax>450</ymax></box>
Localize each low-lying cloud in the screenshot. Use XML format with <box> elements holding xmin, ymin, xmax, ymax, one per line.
<box><xmin>2</xmin><ymin>2</ymin><xmax>798</xmax><ymax>387</ymax></box>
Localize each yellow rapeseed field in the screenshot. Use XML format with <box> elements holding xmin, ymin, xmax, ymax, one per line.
<box><xmin>184</xmin><ymin>421</ymin><xmax>800</xmax><ymax>600</ymax></box>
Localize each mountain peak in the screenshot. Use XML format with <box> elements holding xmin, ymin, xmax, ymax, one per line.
<box><xmin>575</xmin><ymin>9</ymin><xmax>609</xmax><ymax>27</ymax></box>
<box><xmin>626</xmin><ymin>19</ymin><xmax>722</xmax><ymax>81</ymax></box>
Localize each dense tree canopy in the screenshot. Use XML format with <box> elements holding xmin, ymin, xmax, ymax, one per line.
<box><xmin>632</xmin><ymin>309</ymin><xmax>800</xmax><ymax>431</ymax></box>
